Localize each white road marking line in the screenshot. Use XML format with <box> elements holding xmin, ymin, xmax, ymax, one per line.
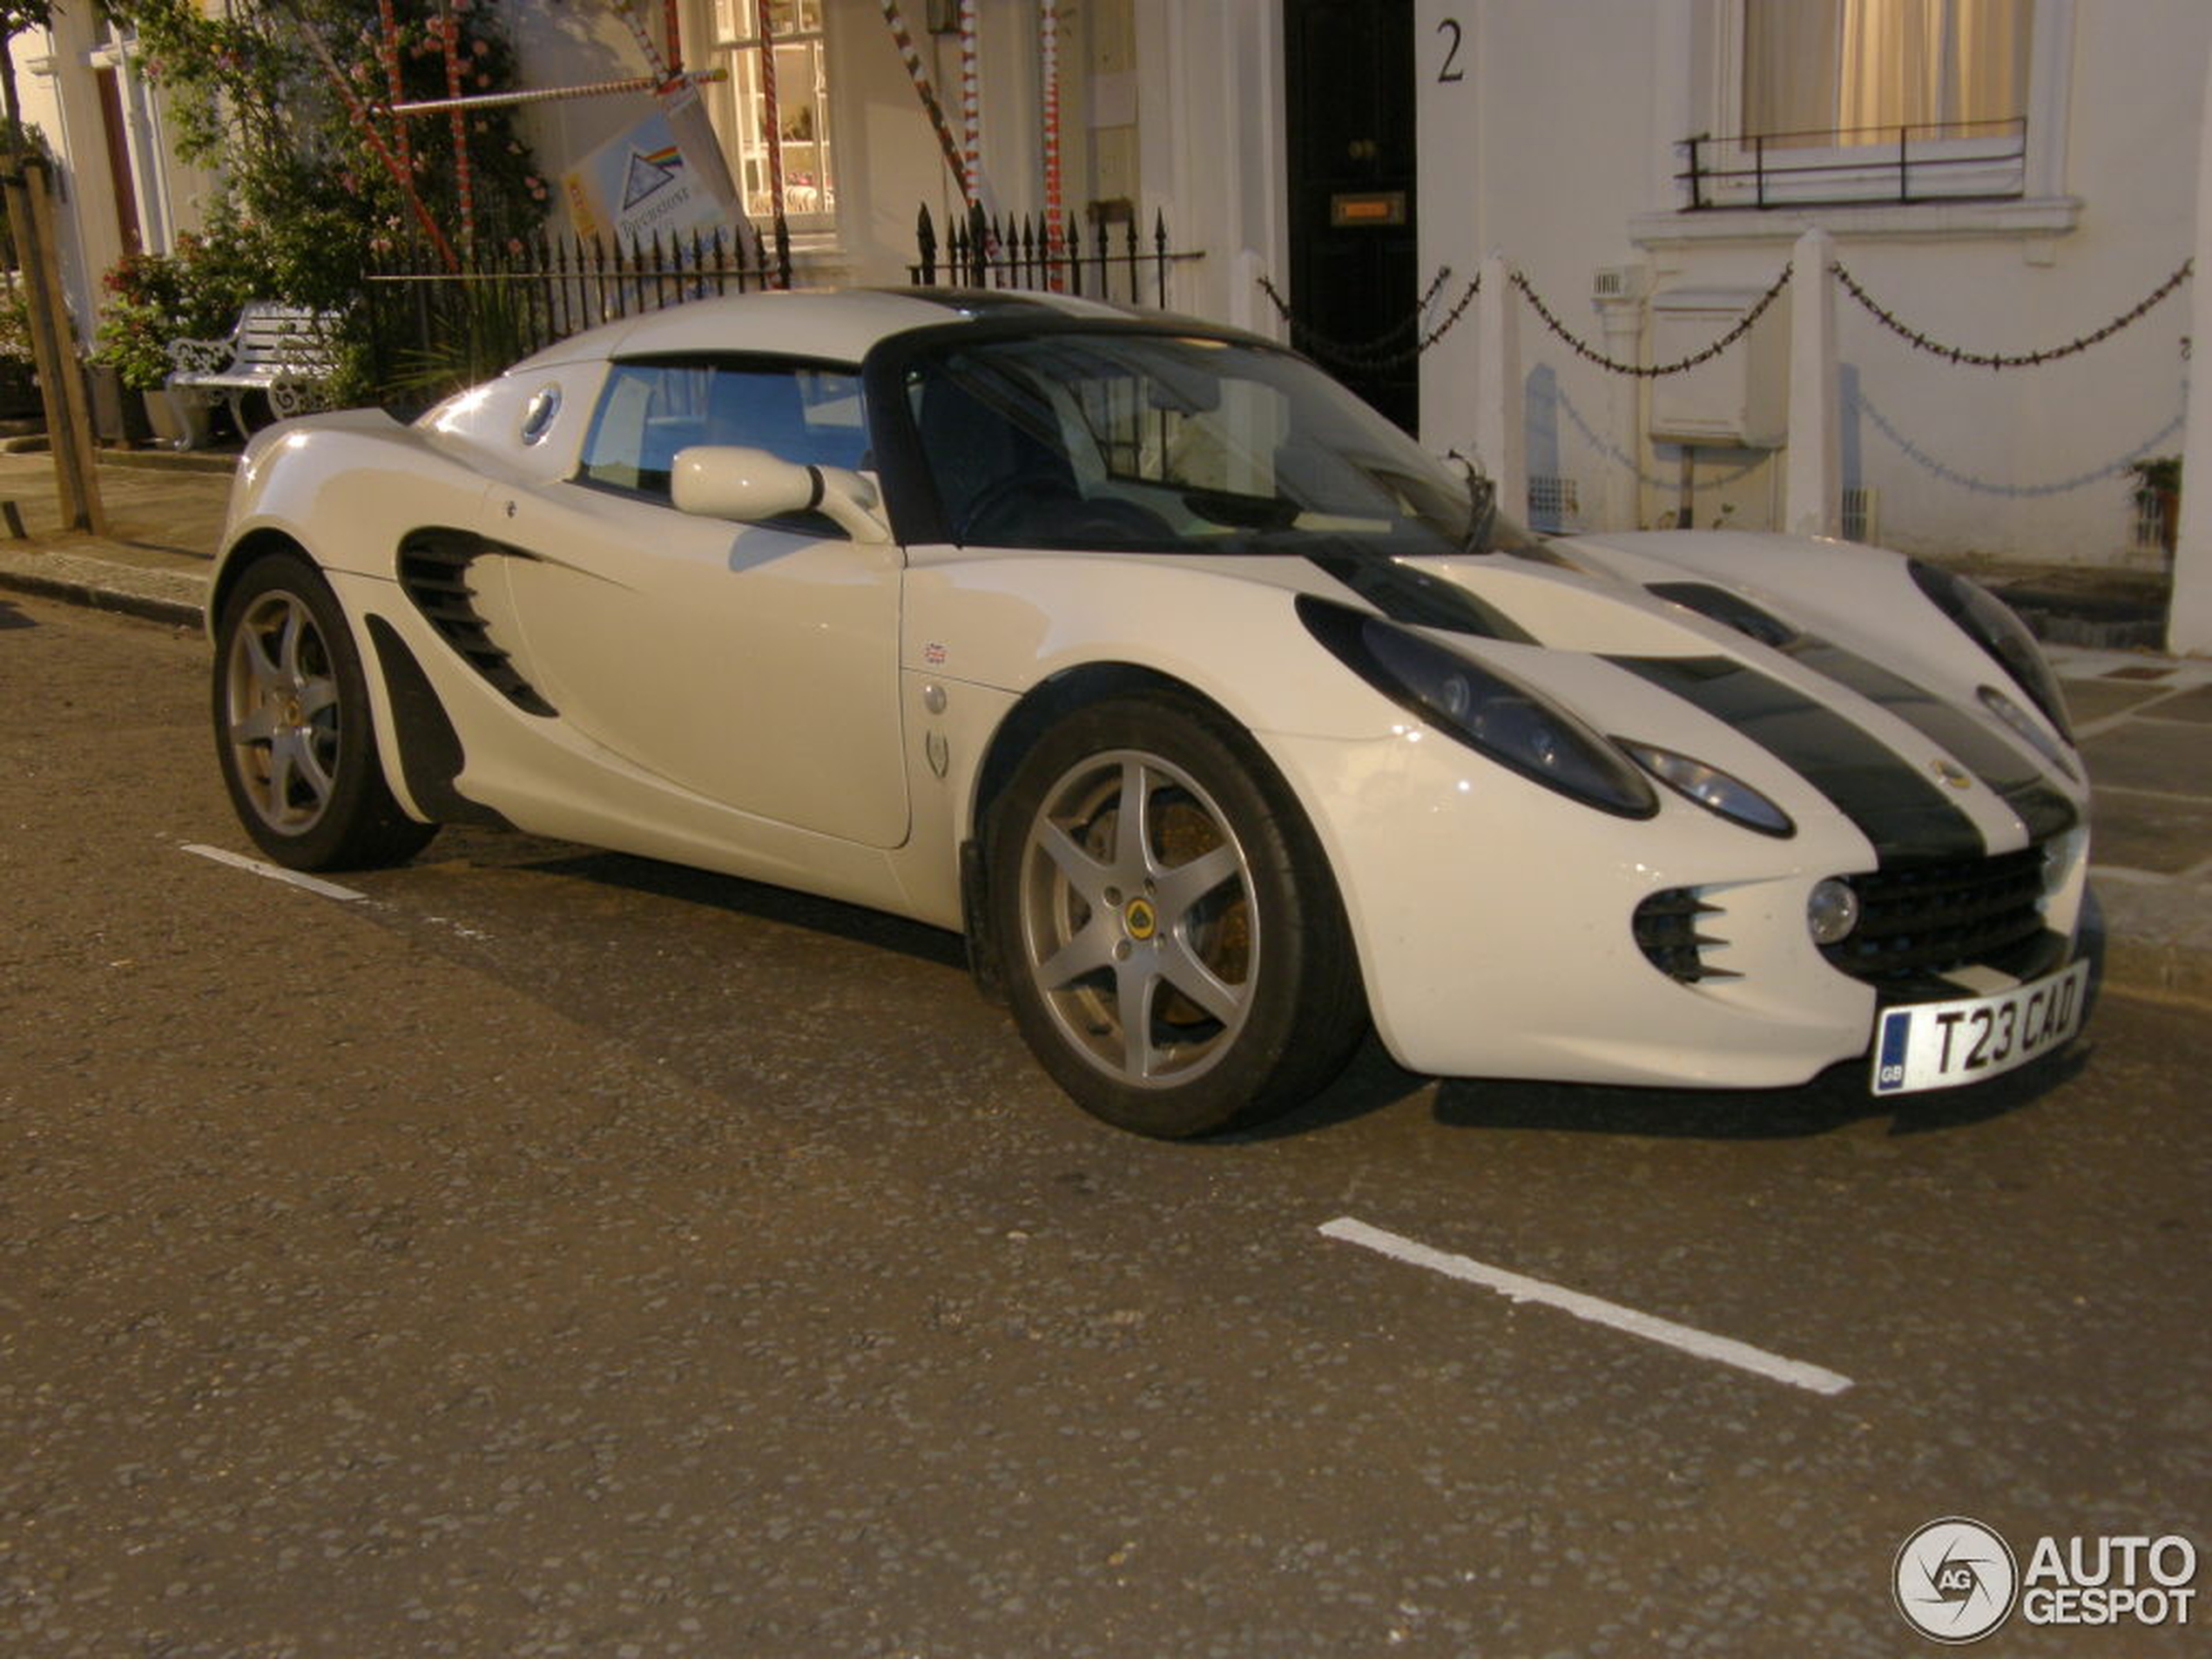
<box><xmin>1319</xmin><ymin>1216</ymin><xmax>1854</xmax><ymax>1397</ymax></box>
<box><xmin>182</xmin><ymin>844</ymin><xmax>368</xmax><ymax>904</ymax></box>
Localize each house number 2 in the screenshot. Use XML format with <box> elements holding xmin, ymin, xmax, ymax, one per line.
<box><xmin>1436</xmin><ymin>17</ymin><xmax>1466</xmax><ymax>83</ymax></box>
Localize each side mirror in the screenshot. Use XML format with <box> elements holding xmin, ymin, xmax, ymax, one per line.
<box><xmin>671</xmin><ymin>445</ymin><xmax>890</xmax><ymax>543</ymax></box>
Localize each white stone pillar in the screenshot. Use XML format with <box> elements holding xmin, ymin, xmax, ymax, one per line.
<box><xmin>2171</xmin><ymin>44</ymin><xmax>2212</xmax><ymax>654</ymax></box>
<box><xmin>1472</xmin><ymin>253</ymin><xmax>1526</xmax><ymax>526</ymax></box>
<box><xmin>1784</xmin><ymin>227</ymin><xmax>1839</xmax><ymax>539</ymax></box>
<box><xmin>1594</xmin><ymin>282</ymin><xmax>1647</xmax><ymax>531</ymax></box>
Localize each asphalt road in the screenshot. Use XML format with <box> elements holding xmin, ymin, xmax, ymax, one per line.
<box><xmin>3</xmin><ymin>593</ymin><xmax>2206</xmax><ymax>1658</ymax></box>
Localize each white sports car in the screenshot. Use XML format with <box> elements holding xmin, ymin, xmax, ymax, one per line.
<box><xmin>210</xmin><ymin>288</ymin><xmax>2091</xmax><ymax>1136</ymax></box>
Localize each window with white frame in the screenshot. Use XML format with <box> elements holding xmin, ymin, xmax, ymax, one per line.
<box><xmin>1695</xmin><ymin>0</ymin><xmax>2042</xmax><ymax>207</ymax></box>
<box><xmin>1744</xmin><ymin>0</ymin><xmax>2031</xmax><ymax>141</ymax></box>
<box><xmin>707</xmin><ymin>0</ymin><xmax>836</xmax><ymax>227</ymax></box>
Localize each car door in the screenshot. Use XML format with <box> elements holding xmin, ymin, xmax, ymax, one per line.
<box><xmin>488</xmin><ymin>354</ymin><xmax>908</xmax><ymax>848</ymax></box>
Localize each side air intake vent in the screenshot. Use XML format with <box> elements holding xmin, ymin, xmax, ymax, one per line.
<box><xmin>1633</xmin><ymin>887</ymin><xmax>1739</xmax><ymax>983</ymax></box>
<box><xmin>396</xmin><ymin>533</ymin><xmax>556</xmax><ymax>717</ymax></box>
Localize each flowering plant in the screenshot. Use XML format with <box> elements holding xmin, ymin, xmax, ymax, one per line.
<box><xmin>105</xmin><ymin>0</ymin><xmax>543</xmax><ymax>398</ymax></box>
<box><xmin>90</xmin><ymin>219</ymin><xmax>273</xmax><ymax>390</ymax></box>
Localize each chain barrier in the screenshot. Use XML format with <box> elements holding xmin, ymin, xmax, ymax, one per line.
<box><xmin>1256</xmin><ymin>267</ymin><xmax>1480</xmax><ymax>370</ymax></box>
<box><xmin>1269</xmin><ymin>254</ymin><xmax>2188</xmax><ymax>385</ymax></box>
<box><xmin>1514</xmin><ymin>262</ymin><xmax>1795</xmax><ymax>378</ymax></box>
<box><xmin>1830</xmin><ymin>257</ymin><xmax>2193</xmax><ymax>370</ymax></box>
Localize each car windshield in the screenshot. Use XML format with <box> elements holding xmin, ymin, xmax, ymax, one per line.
<box><xmin>900</xmin><ymin>329</ymin><xmax>1534</xmax><ymax>557</ymax></box>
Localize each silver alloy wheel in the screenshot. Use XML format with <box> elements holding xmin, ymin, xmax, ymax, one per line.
<box><xmin>1015</xmin><ymin>747</ymin><xmax>1258</xmax><ymax>1089</ymax></box>
<box><xmin>221</xmin><ymin>588</ymin><xmax>343</xmax><ymax>835</ymax></box>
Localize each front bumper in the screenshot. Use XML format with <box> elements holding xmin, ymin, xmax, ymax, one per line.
<box><xmin>1264</xmin><ymin>726</ymin><xmax>2088</xmax><ymax>1089</ymax></box>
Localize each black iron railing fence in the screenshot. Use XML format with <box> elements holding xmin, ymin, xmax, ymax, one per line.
<box><xmin>363</xmin><ymin>225</ymin><xmax>786</xmax><ymax>392</ymax></box>
<box><xmin>363</xmin><ymin>206</ymin><xmax>1203</xmax><ymax>395</ymax></box>
<box><xmin>1679</xmin><ymin>117</ymin><xmax>2027</xmax><ymax>210</ymax></box>
<box><xmin>911</xmin><ymin>204</ymin><xmax>1203</xmax><ymax>310</ymax></box>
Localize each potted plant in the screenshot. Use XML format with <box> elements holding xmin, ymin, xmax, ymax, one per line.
<box><xmin>90</xmin><ymin>218</ymin><xmax>272</xmax><ymax>446</ymax></box>
<box><xmin>91</xmin><ymin>243</ymin><xmax>211</xmax><ymax>444</ymax></box>
<box><xmin>2128</xmin><ymin>455</ymin><xmax>2180</xmax><ymax>557</ymax></box>
<box><xmin>0</xmin><ymin>273</ymin><xmax>39</xmax><ymax>419</ymax></box>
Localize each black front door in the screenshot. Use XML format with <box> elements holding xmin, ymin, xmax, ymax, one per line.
<box><xmin>1284</xmin><ymin>0</ymin><xmax>1419</xmax><ymax>434</ymax></box>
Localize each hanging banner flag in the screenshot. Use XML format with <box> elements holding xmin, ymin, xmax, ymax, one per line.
<box><xmin>563</xmin><ymin>90</ymin><xmax>743</xmax><ymax>246</ymax></box>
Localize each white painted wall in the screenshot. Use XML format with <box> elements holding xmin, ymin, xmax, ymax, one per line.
<box><xmin>21</xmin><ymin>0</ymin><xmax>2207</xmax><ymax>577</ymax></box>
<box><xmin>1113</xmin><ymin>0</ymin><xmax>2203</xmax><ymax>568</ymax></box>
<box><xmin>13</xmin><ymin>14</ymin><xmax>217</xmax><ymax>328</ymax></box>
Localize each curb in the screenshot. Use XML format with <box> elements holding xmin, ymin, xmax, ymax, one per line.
<box><xmin>0</xmin><ymin>551</ymin><xmax>206</xmax><ymax>631</ymax></box>
<box><xmin>100</xmin><ymin>447</ymin><xmax>244</xmax><ymax>476</ymax></box>
<box><xmin>2088</xmin><ymin>880</ymin><xmax>2212</xmax><ymax>1011</ymax></box>
<box><xmin>2098</xmin><ymin>938</ymin><xmax>2212</xmax><ymax>1009</ymax></box>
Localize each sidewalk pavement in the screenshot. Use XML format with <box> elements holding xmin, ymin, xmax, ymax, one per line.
<box><xmin>1</xmin><ymin>443</ymin><xmax>2207</xmax><ymax>1010</ymax></box>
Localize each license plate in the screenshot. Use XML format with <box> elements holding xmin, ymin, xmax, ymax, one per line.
<box><xmin>1870</xmin><ymin>961</ymin><xmax>2089</xmax><ymax>1096</ymax></box>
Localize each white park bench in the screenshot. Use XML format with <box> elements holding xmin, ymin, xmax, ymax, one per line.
<box><xmin>165</xmin><ymin>302</ymin><xmax>341</xmax><ymax>448</ymax></box>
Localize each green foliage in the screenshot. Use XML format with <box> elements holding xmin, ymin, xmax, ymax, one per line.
<box><xmin>378</xmin><ymin>280</ymin><xmax>541</xmax><ymax>404</ymax></box>
<box><xmin>105</xmin><ymin>0</ymin><xmax>547</xmax><ymax>395</ymax></box>
<box><xmin>2129</xmin><ymin>455</ymin><xmax>2180</xmax><ymax>497</ymax></box>
<box><xmin>89</xmin><ymin>212</ymin><xmax>275</xmax><ymax>390</ymax></box>
<box><xmin>0</xmin><ymin>274</ymin><xmax>33</xmax><ymax>368</ymax></box>
<box><xmin>0</xmin><ymin>122</ymin><xmax>52</xmax><ymax>270</ymax></box>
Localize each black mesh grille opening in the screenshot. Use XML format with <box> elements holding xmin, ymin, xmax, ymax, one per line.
<box><xmin>1820</xmin><ymin>846</ymin><xmax>2054</xmax><ymax>988</ymax></box>
<box><xmin>1633</xmin><ymin>888</ymin><xmax>1735</xmax><ymax>983</ymax></box>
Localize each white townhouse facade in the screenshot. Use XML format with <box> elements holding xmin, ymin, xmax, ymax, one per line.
<box><xmin>14</xmin><ymin>1</ymin><xmax>2212</xmax><ymax>639</ymax></box>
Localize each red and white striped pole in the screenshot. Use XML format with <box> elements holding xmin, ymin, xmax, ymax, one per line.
<box><xmin>1040</xmin><ymin>0</ymin><xmax>1063</xmax><ymax>286</ymax></box>
<box><xmin>959</xmin><ymin>0</ymin><xmax>981</xmax><ymax>209</ymax></box>
<box><xmin>876</xmin><ymin>0</ymin><xmax>974</xmax><ymax>210</ymax></box>
<box><xmin>756</xmin><ymin>0</ymin><xmax>791</xmax><ymax>285</ymax></box>
<box><xmin>440</xmin><ymin>2</ymin><xmax>475</xmax><ymax>256</ymax></box>
<box><xmin>376</xmin><ymin>0</ymin><xmax>411</xmax><ymax>178</ymax></box>
<box><xmin>297</xmin><ymin>15</ymin><xmax>459</xmax><ymax>270</ymax></box>
<box><xmin>616</xmin><ymin>0</ymin><xmax>674</xmax><ymax>85</ymax></box>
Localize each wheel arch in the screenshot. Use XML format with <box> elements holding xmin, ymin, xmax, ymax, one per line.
<box><xmin>965</xmin><ymin>659</ymin><xmax>1369</xmax><ymax>1134</ymax></box>
<box><xmin>208</xmin><ymin>528</ymin><xmax>317</xmax><ymax>640</ymax></box>
<box><xmin>957</xmin><ymin>658</ymin><xmax>1351</xmax><ymax>1022</ymax></box>
<box><xmin>967</xmin><ymin>660</ymin><xmax>1252</xmax><ymax>841</ymax></box>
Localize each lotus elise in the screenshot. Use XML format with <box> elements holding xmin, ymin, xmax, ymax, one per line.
<box><xmin>209</xmin><ymin>288</ymin><xmax>2091</xmax><ymax>1136</ymax></box>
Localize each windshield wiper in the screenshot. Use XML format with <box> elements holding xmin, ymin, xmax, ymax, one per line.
<box><xmin>1457</xmin><ymin>456</ymin><xmax>1500</xmax><ymax>555</ymax></box>
<box><xmin>1182</xmin><ymin>487</ymin><xmax>1300</xmax><ymax>531</ymax></box>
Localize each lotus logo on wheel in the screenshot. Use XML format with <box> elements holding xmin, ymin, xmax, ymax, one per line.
<box><xmin>1894</xmin><ymin>1516</ymin><xmax>2019</xmax><ymax>1643</ymax></box>
<box><xmin>1123</xmin><ymin>896</ymin><xmax>1159</xmax><ymax>941</ymax></box>
<box><xmin>1931</xmin><ymin>756</ymin><xmax>1974</xmax><ymax>790</ymax></box>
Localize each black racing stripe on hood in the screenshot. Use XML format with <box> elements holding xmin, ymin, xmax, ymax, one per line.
<box><xmin>1611</xmin><ymin>655</ymin><xmax>1985</xmax><ymax>861</ymax></box>
<box><xmin>1304</xmin><ymin>548</ymin><xmax>1536</xmax><ymax>641</ymax></box>
<box><xmin>1778</xmin><ymin>638</ymin><xmax>2079</xmax><ymax>843</ymax></box>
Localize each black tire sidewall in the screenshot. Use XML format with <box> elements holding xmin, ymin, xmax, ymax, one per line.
<box><xmin>211</xmin><ymin>554</ymin><xmax>425</xmax><ymax>872</ymax></box>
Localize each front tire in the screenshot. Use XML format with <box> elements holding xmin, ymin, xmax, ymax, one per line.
<box><xmin>988</xmin><ymin>693</ymin><xmax>1365</xmax><ymax>1137</ymax></box>
<box><xmin>212</xmin><ymin>554</ymin><xmax>435</xmax><ymax>871</ymax></box>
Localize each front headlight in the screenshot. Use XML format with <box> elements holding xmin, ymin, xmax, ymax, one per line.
<box><xmin>1617</xmin><ymin>741</ymin><xmax>1795</xmax><ymax>837</ymax></box>
<box><xmin>1909</xmin><ymin>562</ymin><xmax>2074</xmax><ymax>741</ymax></box>
<box><xmin>1299</xmin><ymin>596</ymin><xmax>1657</xmax><ymax>818</ymax></box>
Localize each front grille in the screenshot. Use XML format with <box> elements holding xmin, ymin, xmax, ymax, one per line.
<box><xmin>1820</xmin><ymin>846</ymin><xmax>2052</xmax><ymax>988</ymax></box>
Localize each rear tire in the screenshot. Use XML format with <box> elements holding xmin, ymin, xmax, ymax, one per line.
<box><xmin>988</xmin><ymin>692</ymin><xmax>1365</xmax><ymax>1137</ymax></box>
<box><xmin>212</xmin><ymin>554</ymin><xmax>435</xmax><ymax>871</ymax></box>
